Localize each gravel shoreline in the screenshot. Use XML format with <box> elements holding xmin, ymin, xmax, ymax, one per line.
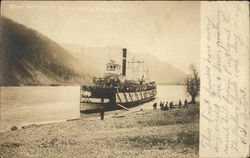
<box><xmin>0</xmin><ymin>104</ymin><xmax>199</xmax><ymax>158</ymax></box>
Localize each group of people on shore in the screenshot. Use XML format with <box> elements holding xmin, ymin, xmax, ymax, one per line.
<box><xmin>152</xmin><ymin>99</ymin><xmax>188</xmax><ymax>111</ymax></box>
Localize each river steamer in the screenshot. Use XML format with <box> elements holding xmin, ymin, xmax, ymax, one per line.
<box><xmin>80</xmin><ymin>48</ymin><xmax>157</xmax><ymax>110</ymax></box>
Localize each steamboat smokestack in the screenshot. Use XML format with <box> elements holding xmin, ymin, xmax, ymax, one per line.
<box><xmin>122</xmin><ymin>48</ymin><xmax>127</xmax><ymax>76</ymax></box>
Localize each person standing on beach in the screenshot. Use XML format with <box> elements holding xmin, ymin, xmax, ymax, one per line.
<box><xmin>164</xmin><ymin>102</ymin><xmax>168</xmax><ymax>111</ymax></box>
<box><xmin>178</xmin><ymin>99</ymin><xmax>182</xmax><ymax>108</ymax></box>
<box><xmin>170</xmin><ymin>101</ymin><xmax>173</xmax><ymax>110</ymax></box>
<box><xmin>184</xmin><ymin>99</ymin><xmax>188</xmax><ymax>108</ymax></box>
<box><xmin>153</xmin><ymin>102</ymin><xmax>157</xmax><ymax>110</ymax></box>
<box><xmin>160</xmin><ymin>102</ymin><xmax>164</xmax><ymax>111</ymax></box>
<box><xmin>100</xmin><ymin>107</ymin><xmax>105</xmax><ymax>120</ymax></box>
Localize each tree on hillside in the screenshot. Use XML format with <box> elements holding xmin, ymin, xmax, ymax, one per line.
<box><xmin>186</xmin><ymin>64</ymin><xmax>200</xmax><ymax>104</ymax></box>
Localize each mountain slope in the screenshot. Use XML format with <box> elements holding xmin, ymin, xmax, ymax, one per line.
<box><xmin>0</xmin><ymin>17</ymin><xmax>186</xmax><ymax>86</ymax></box>
<box><xmin>1</xmin><ymin>17</ymin><xmax>94</xmax><ymax>86</ymax></box>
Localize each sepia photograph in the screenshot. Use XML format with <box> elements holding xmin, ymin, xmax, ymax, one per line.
<box><xmin>0</xmin><ymin>1</ymin><xmax>200</xmax><ymax>158</ymax></box>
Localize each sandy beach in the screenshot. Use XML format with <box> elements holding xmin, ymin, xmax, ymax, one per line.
<box><xmin>0</xmin><ymin>104</ymin><xmax>199</xmax><ymax>158</ymax></box>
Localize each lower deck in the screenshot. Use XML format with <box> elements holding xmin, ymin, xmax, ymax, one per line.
<box><xmin>80</xmin><ymin>88</ymin><xmax>157</xmax><ymax>107</ymax></box>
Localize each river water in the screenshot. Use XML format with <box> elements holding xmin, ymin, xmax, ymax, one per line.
<box><xmin>0</xmin><ymin>85</ymin><xmax>189</xmax><ymax>132</ymax></box>
<box><xmin>131</xmin><ymin>85</ymin><xmax>190</xmax><ymax>111</ymax></box>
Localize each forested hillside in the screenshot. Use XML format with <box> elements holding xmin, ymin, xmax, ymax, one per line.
<box><xmin>1</xmin><ymin>17</ymin><xmax>95</xmax><ymax>86</ymax></box>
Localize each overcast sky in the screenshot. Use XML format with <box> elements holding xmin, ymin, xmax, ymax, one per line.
<box><xmin>2</xmin><ymin>1</ymin><xmax>200</xmax><ymax>73</ymax></box>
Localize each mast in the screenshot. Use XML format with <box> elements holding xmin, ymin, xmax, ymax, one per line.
<box><xmin>128</xmin><ymin>58</ymin><xmax>144</xmax><ymax>81</ymax></box>
<box><xmin>81</xmin><ymin>47</ymin><xmax>84</xmax><ymax>78</ymax></box>
<box><xmin>146</xmin><ymin>68</ymin><xmax>149</xmax><ymax>81</ymax></box>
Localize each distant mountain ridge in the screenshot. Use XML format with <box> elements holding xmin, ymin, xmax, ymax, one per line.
<box><xmin>62</xmin><ymin>43</ymin><xmax>187</xmax><ymax>84</ymax></box>
<box><xmin>1</xmin><ymin>17</ymin><xmax>94</xmax><ymax>86</ymax></box>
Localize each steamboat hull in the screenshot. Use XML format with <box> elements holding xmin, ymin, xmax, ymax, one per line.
<box><xmin>80</xmin><ymin>87</ymin><xmax>157</xmax><ymax>110</ymax></box>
